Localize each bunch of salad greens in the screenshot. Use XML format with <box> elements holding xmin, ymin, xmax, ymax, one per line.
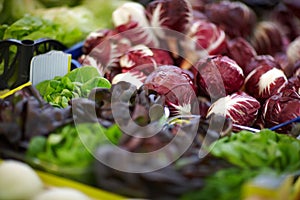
<box><xmin>181</xmin><ymin>129</ymin><xmax>300</xmax><ymax>200</ymax></box>
<box><xmin>2</xmin><ymin>15</ymin><xmax>63</xmax><ymax>42</ymax></box>
<box><xmin>1</xmin><ymin>6</ymin><xmax>99</xmax><ymax>47</ymax></box>
<box><xmin>36</xmin><ymin>66</ymin><xmax>111</xmax><ymax>108</ymax></box>
<box><xmin>210</xmin><ymin>129</ymin><xmax>300</xmax><ymax>172</ymax></box>
<box><xmin>31</xmin><ymin>6</ymin><xmax>100</xmax><ymax>47</ymax></box>
<box><xmin>26</xmin><ymin>123</ymin><xmax>122</xmax><ymax>168</ymax></box>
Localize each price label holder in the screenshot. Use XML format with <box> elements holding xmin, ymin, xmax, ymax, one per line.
<box><xmin>29</xmin><ymin>50</ymin><xmax>71</xmax><ymax>86</ymax></box>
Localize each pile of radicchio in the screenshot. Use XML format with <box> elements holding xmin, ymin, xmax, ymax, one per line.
<box><xmin>78</xmin><ymin>0</ymin><xmax>300</xmax><ymax>135</ymax></box>
<box><xmin>1</xmin><ymin>0</ymin><xmax>300</xmax><ymax>199</ymax></box>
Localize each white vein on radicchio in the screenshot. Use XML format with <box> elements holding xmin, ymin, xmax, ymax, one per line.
<box><xmin>111</xmin><ymin>44</ymin><xmax>174</xmax><ymax>88</ymax></box>
<box><xmin>245</xmin><ymin>62</ymin><xmax>288</xmax><ymax>102</ymax></box>
<box><xmin>185</xmin><ymin>19</ymin><xmax>226</xmax><ymax>56</ymax></box>
<box><xmin>79</xmin><ymin>29</ymin><xmax>132</xmax><ymax>77</ymax></box>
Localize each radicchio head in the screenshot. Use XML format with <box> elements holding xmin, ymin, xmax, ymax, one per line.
<box><xmin>144</xmin><ymin>65</ymin><xmax>198</xmax><ymax>116</ymax></box>
<box><xmin>79</xmin><ymin>33</ymin><xmax>132</xmax><ymax>74</ymax></box>
<box><xmin>119</xmin><ymin>44</ymin><xmax>173</xmax><ymax>74</ymax></box>
<box><xmin>145</xmin><ymin>0</ymin><xmax>193</xmax><ymax>38</ymax></box>
<box><xmin>195</xmin><ymin>55</ymin><xmax>244</xmax><ymax>99</ymax></box>
<box><xmin>287</xmin><ymin>36</ymin><xmax>300</xmax><ymax>67</ymax></box>
<box><xmin>204</xmin><ymin>1</ymin><xmax>256</xmax><ymax>38</ymax></box>
<box><xmin>270</xmin><ymin>3</ymin><xmax>300</xmax><ymax>42</ymax></box>
<box><xmin>82</xmin><ymin>29</ymin><xmax>118</xmax><ymax>55</ymax></box>
<box><xmin>261</xmin><ymin>89</ymin><xmax>300</xmax><ymax>134</ymax></box>
<box><xmin>207</xmin><ymin>91</ymin><xmax>261</xmax><ymax>127</ymax></box>
<box><xmin>244</xmin><ymin>63</ymin><xmax>288</xmax><ymax>102</ymax></box>
<box><xmin>244</xmin><ymin>55</ymin><xmax>281</xmax><ymax>77</ymax></box>
<box><xmin>112</xmin><ymin>2</ymin><xmax>159</xmax><ymax>47</ymax></box>
<box><xmin>184</xmin><ymin>19</ymin><xmax>227</xmax><ymax>56</ymax></box>
<box><xmin>251</xmin><ymin>21</ymin><xmax>284</xmax><ymax>56</ymax></box>
<box><xmin>112</xmin><ymin>45</ymin><xmax>174</xmax><ymax>88</ymax></box>
<box><xmin>226</xmin><ymin>37</ymin><xmax>257</xmax><ymax>70</ymax></box>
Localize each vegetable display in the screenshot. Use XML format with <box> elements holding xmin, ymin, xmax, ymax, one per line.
<box><xmin>1</xmin><ymin>0</ymin><xmax>300</xmax><ymax>199</ymax></box>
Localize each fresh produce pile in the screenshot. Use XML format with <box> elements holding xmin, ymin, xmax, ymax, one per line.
<box><xmin>1</xmin><ymin>0</ymin><xmax>300</xmax><ymax>199</ymax></box>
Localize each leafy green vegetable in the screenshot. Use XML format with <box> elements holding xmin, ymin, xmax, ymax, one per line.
<box><xmin>81</xmin><ymin>0</ymin><xmax>129</xmax><ymax>28</ymax></box>
<box><xmin>210</xmin><ymin>129</ymin><xmax>300</xmax><ymax>172</ymax></box>
<box><xmin>2</xmin><ymin>5</ymin><xmax>100</xmax><ymax>47</ymax></box>
<box><xmin>181</xmin><ymin>168</ymin><xmax>259</xmax><ymax>200</ymax></box>
<box><xmin>66</xmin><ymin>66</ymin><xmax>100</xmax><ymax>83</ymax></box>
<box><xmin>80</xmin><ymin>77</ymin><xmax>111</xmax><ymax>97</ymax></box>
<box><xmin>26</xmin><ymin>123</ymin><xmax>122</xmax><ymax>167</ymax></box>
<box><xmin>32</xmin><ymin>6</ymin><xmax>100</xmax><ymax>47</ymax></box>
<box><xmin>36</xmin><ymin>66</ymin><xmax>111</xmax><ymax>108</ymax></box>
<box><xmin>26</xmin><ymin>136</ymin><xmax>47</xmax><ymax>158</ymax></box>
<box><xmin>2</xmin><ymin>15</ymin><xmax>63</xmax><ymax>41</ymax></box>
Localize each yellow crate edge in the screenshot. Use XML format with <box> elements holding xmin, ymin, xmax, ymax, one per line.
<box><xmin>36</xmin><ymin>169</ymin><xmax>126</xmax><ymax>200</ymax></box>
<box><xmin>0</xmin><ymin>82</ymin><xmax>32</xmax><ymax>99</ymax></box>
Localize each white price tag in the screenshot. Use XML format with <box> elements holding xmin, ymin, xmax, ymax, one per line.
<box><xmin>29</xmin><ymin>50</ymin><xmax>71</xmax><ymax>86</ymax></box>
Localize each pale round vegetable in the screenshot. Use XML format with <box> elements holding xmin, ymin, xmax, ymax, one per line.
<box><xmin>0</xmin><ymin>160</ymin><xmax>44</xmax><ymax>200</ymax></box>
<box><xmin>33</xmin><ymin>187</ymin><xmax>91</xmax><ymax>200</ymax></box>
